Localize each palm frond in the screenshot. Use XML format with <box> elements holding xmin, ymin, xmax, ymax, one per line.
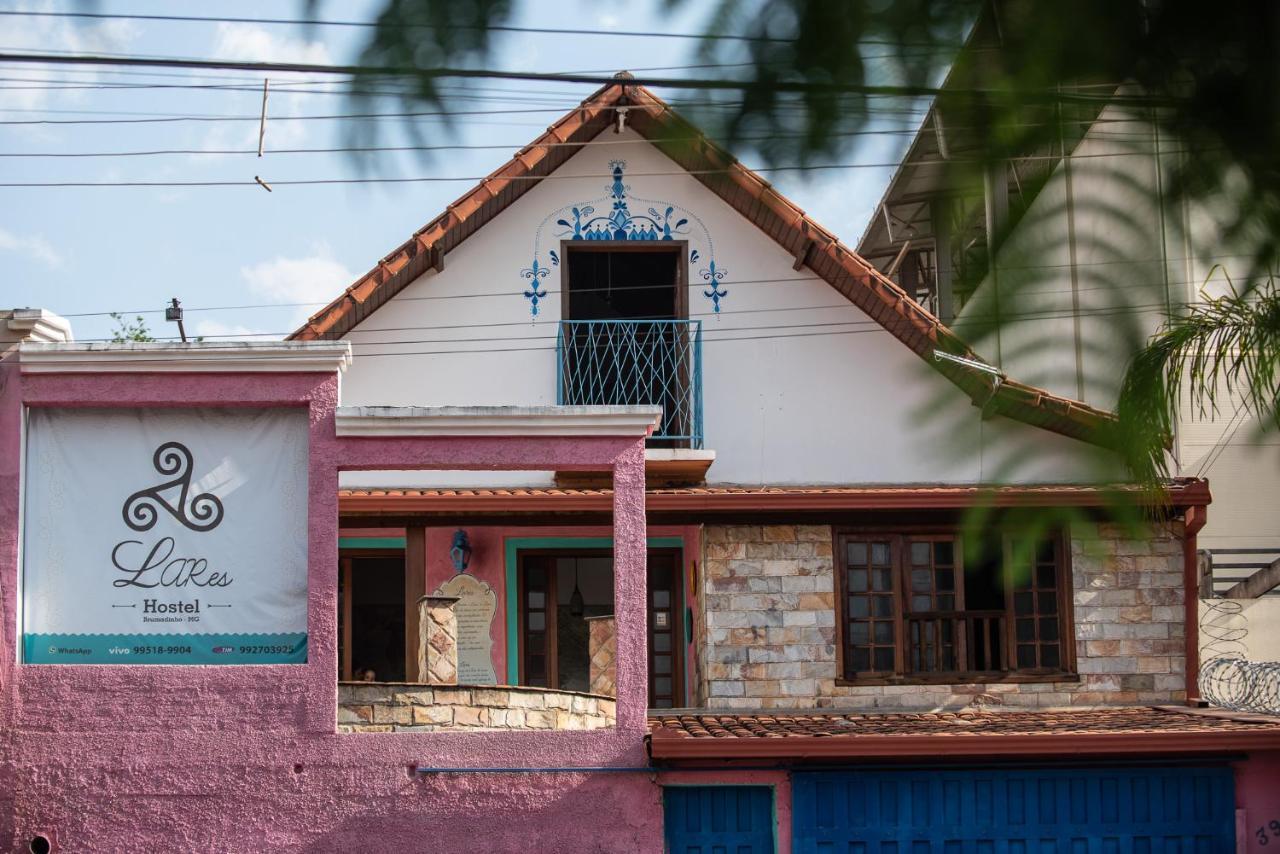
<box><xmin>1116</xmin><ymin>274</ymin><xmax>1280</xmax><ymax>491</ymax></box>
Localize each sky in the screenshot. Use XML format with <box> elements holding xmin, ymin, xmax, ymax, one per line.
<box><xmin>0</xmin><ymin>0</ymin><xmax>915</xmax><ymax>342</ymax></box>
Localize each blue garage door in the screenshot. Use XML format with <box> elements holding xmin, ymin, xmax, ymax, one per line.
<box><xmin>665</xmin><ymin>785</ymin><xmax>776</xmax><ymax>854</ymax></box>
<box><xmin>793</xmin><ymin>767</ymin><xmax>1235</xmax><ymax>853</ymax></box>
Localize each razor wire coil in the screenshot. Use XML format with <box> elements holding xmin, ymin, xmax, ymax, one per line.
<box><xmin>1198</xmin><ymin>595</ymin><xmax>1280</xmax><ymax>715</ymax></box>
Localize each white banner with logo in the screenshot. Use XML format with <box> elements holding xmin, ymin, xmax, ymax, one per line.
<box><xmin>22</xmin><ymin>408</ymin><xmax>309</xmax><ymax>664</ymax></box>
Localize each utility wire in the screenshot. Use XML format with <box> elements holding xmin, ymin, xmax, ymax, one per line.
<box><xmin>0</xmin><ymin>52</ymin><xmax>1161</xmax><ymax>107</ymax></box>
<box><xmin>0</xmin><ymin>9</ymin><xmax>962</xmax><ymax>49</ymax></box>
<box><xmin>0</xmin><ymin>149</ymin><xmax>1220</xmax><ymax>187</ymax></box>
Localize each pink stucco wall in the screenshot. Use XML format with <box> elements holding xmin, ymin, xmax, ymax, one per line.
<box><xmin>1237</xmin><ymin>751</ymin><xmax>1280</xmax><ymax>853</ymax></box>
<box><xmin>0</xmin><ymin>363</ymin><xmax>664</xmax><ymax>852</ymax></box>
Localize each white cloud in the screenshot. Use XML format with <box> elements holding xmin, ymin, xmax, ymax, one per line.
<box><xmin>240</xmin><ymin>245</ymin><xmax>356</xmax><ymax>325</ymax></box>
<box><xmin>0</xmin><ymin>1</ymin><xmax>141</xmax><ymax>113</ymax></box>
<box><xmin>0</xmin><ymin>227</ymin><xmax>63</xmax><ymax>268</ymax></box>
<box><xmin>210</xmin><ymin>23</ymin><xmax>332</xmax><ymax>66</ymax></box>
<box><xmin>191</xmin><ymin>319</ymin><xmax>278</xmax><ymax>341</ymax></box>
<box><xmin>203</xmin><ymin>23</ymin><xmax>335</xmax><ymax>152</ymax></box>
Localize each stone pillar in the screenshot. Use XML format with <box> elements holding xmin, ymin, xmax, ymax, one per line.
<box><xmin>586</xmin><ymin>615</ymin><xmax>617</xmax><ymax>697</ymax></box>
<box><xmin>417</xmin><ymin>595</ymin><xmax>459</xmax><ymax>685</ymax></box>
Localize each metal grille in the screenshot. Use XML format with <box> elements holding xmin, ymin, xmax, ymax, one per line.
<box><xmin>557</xmin><ymin>319</ymin><xmax>703</xmax><ymax>448</ymax></box>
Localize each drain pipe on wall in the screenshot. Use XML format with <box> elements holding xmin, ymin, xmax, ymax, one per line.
<box><xmin>1183</xmin><ymin>503</ymin><xmax>1208</xmax><ymax>706</ymax></box>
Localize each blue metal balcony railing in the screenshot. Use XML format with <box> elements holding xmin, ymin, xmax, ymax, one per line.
<box><xmin>556</xmin><ymin>319</ymin><xmax>703</xmax><ymax>448</ymax></box>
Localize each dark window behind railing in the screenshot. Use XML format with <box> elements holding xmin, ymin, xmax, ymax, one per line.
<box><xmin>557</xmin><ymin>319</ymin><xmax>703</xmax><ymax>448</ymax></box>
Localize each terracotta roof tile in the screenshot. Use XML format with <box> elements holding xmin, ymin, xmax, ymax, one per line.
<box><xmin>289</xmin><ymin>78</ymin><xmax>1116</xmax><ymax>446</ymax></box>
<box><xmin>649</xmin><ymin>707</ymin><xmax>1271</xmax><ymax>739</ymax></box>
<box><xmin>647</xmin><ymin>707</ymin><xmax>1280</xmax><ymax>759</ymax></box>
<box><xmin>337</xmin><ymin>479</ymin><xmax>1211</xmax><ymax>513</ymax></box>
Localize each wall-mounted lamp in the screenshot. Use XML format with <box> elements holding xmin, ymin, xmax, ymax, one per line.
<box><xmin>449</xmin><ymin>529</ymin><xmax>472</xmax><ymax>573</ymax></box>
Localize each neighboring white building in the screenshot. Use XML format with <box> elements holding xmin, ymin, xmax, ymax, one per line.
<box><xmin>855</xmin><ymin>6</ymin><xmax>1280</xmax><ymax>660</ymax></box>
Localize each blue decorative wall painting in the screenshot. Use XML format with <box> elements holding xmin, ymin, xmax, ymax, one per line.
<box><xmin>523</xmin><ymin>160</ymin><xmax>729</xmax><ymax>317</ymax></box>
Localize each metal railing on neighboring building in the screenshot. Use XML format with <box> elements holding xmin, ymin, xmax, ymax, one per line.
<box><xmin>556</xmin><ymin>319</ymin><xmax>703</xmax><ymax>448</ymax></box>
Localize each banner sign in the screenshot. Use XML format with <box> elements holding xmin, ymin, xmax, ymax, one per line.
<box><xmin>22</xmin><ymin>408</ymin><xmax>309</xmax><ymax>664</ymax></box>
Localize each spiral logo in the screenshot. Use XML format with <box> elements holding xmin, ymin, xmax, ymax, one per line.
<box><xmin>121</xmin><ymin>441</ymin><xmax>224</xmax><ymax>533</ymax></box>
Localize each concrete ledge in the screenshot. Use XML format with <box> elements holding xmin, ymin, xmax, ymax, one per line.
<box><xmin>335</xmin><ymin>405</ymin><xmax>662</xmax><ymax>437</ymax></box>
<box><xmin>18</xmin><ymin>341</ymin><xmax>353</xmax><ymax>373</ymax></box>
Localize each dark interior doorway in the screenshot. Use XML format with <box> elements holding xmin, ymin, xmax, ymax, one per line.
<box><xmin>564</xmin><ymin>244</ymin><xmax>684</xmax><ymax>320</ymax></box>
<box><xmin>339</xmin><ymin>554</ymin><xmax>406</xmax><ymax>682</ymax></box>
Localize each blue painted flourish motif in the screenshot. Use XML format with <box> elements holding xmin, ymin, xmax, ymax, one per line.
<box><xmin>701</xmin><ymin>259</ymin><xmax>729</xmax><ymax>314</ymax></box>
<box><xmin>520</xmin><ymin>257</ymin><xmax>549</xmax><ymax>317</ymax></box>
<box><xmin>523</xmin><ymin>160</ymin><xmax>729</xmax><ymax>316</ymax></box>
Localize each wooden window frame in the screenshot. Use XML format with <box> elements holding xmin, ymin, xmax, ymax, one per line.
<box><xmin>833</xmin><ymin>525</ymin><xmax>1077</xmax><ymax>686</ymax></box>
<box><xmin>516</xmin><ymin>547</ymin><xmax>686</xmax><ymax>706</ymax></box>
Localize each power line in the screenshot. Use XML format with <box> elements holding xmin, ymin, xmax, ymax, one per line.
<box><xmin>0</xmin><ymin>9</ymin><xmax>962</xmax><ymax>50</ymax></box>
<box><xmin>0</xmin><ymin>147</ymin><xmax>1220</xmax><ymax>188</ymax></box>
<box><xmin>0</xmin><ymin>51</ymin><xmax>1155</xmax><ymax>106</ymax></box>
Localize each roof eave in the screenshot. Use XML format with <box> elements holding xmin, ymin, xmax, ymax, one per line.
<box><xmin>647</xmin><ymin>728</ymin><xmax>1280</xmax><ymax>761</ymax></box>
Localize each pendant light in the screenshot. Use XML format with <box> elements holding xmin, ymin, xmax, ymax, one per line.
<box><xmin>569</xmin><ymin>562</ymin><xmax>585</xmax><ymax>618</ymax></box>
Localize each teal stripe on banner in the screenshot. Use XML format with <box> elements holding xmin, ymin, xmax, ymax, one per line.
<box><xmin>23</xmin><ymin>633</ymin><xmax>308</xmax><ymax>664</ymax></box>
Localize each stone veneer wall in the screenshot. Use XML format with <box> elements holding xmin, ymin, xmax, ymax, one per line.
<box><xmin>700</xmin><ymin>521</ymin><xmax>1187</xmax><ymax>710</ymax></box>
<box><xmin>338</xmin><ymin>683</ymin><xmax>616</xmax><ymax>732</ymax></box>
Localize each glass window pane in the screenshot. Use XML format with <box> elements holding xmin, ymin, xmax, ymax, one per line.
<box><xmin>850</xmin><ymin>646</ymin><xmax>871</xmax><ymax>672</ymax></box>
<box><xmin>871</xmin><ymin>543</ymin><xmax>890</xmax><ymax>566</ymax></box>
<box><xmin>527</xmin><ymin>634</ymin><xmax>545</xmax><ymax>654</ymax></box>
<box><xmin>911</xmin><ymin>542</ymin><xmax>930</xmax><ymax>565</ymax></box>
<box><xmin>847</xmin><ymin>542</ymin><xmax>867</xmax><ymax>565</ymax></box>
<box><xmin>936</xmin><ymin>569</ymin><xmax>954</xmax><ymax>591</ymax></box>
<box><xmin>911</xmin><ymin>595</ymin><xmax>932</xmax><ymax>612</ymax></box>
<box><xmin>850</xmin><ymin>597</ymin><xmax>870</xmax><ymax>618</ymax></box>
<box><xmin>1038</xmin><ymin>592</ymin><xmax>1058</xmax><ymax>615</ymax></box>
<box><xmin>1037</xmin><ymin>563</ymin><xmax>1057</xmax><ymax>589</ymax></box>
<box><xmin>1016</xmin><ymin>645</ymin><xmax>1037</xmax><ymax>668</ymax></box>
<box><xmin>1016</xmin><ymin>618</ymin><xmax>1035</xmax><ymax>642</ymax></box>
<box><xmin>527</xmin><ymin>657</ymin><xmax>545</xmax><ymax>680</ymax></box>
<box><xmin>1014</xmin><ymin>592</ymin><xmax>1034</xmax><ymax>614</ymax></box>
<box><xmin>527</xmin><ymin>590</ymin><xmax>544</xmax><ymax>608</ymax></box>
<box><xmin>873</xmin><ymin>621</ymin><xmax>893</xmax><ymax>643</ymax></box>
<box><xmin>528</xmin><ymin>612</ymin><xmax>545</xmax><ymax>631</ymax></box>
<box><xmin>911</xmin><ymin>569</ymin><xmax>932</xmax><ymax>592</ymax></box>
<box><xmin>937</xmin><ymin>594</ymin><xmax>955</xmax><ymax>611</ymax></box>
<box><xmin>655</xmin><ymin>677</ymin><xmax>672</xmax><ymax>695</ymax></box>
<box><xmin>653</xmin><ymin>634</ymin><xmax>671</xmax><ymax>652</ymax></box>
<box><xmin>849</xmin><ymin>569</ymin><xmax>868</xmax><ymax>593</ymax></box>
<box><xmin>527</xmin><ymin>565</ymin><xmax>545</xmax><ymax>586</ymax></box>
<box><xmin>1040</xmin><ymin>617</ymin><xmax>1059</xmax><ymax>642</ymax></box>
<box><xmin>653</xmin><ymin>655</ymin><xmax>672</xmax><ymax>675</ymax></box>
<box><xmin>872</xmin><ymin>595</ymin><xmax>894</xmax><ymax>617</ymax></box>
<box><xmin>873</xmin><ymin>647</ymin><xmax>895</xmax><ymax>671</ymax></box>
<box><xmin>849</xmin><ymin>622</ymin><xmax>870</xmax><ymax>644</ymax></box>
<box><xmin>1036</xmin><ymin>540</ymin><xmax>1055</xmax><ymax>564</ymax></box>
<box><xmin>1041</xmin><ymin>644</ymin><xmax>1061</xmax><ymax>668</ymax></box>
<box><xmin>652</xmin><ymin>590</ymin><xmax>670</xmax><ymax>608</ymax></box>
<box><xmin>935</xmin><ymin>541</ymin><xmax>953</xmax><ymax>565</ymax></box>
<box><xmin>872</xmin><ymin>568</ymin><xmax>893</xmax><ymax>592</ymax></box>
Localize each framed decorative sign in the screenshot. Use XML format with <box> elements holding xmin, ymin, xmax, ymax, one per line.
<box><xmin>21</xmin><ymin>408</ymin><xmax>309</xmax><ymax>664</ymax></box>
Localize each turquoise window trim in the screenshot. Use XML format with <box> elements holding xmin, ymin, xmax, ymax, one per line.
<box><xmin>338</xmin><ymin>537</ymin><xmax>406</xmax><ymax>550</ymax></box>
<box><xmin>503</xmin><ymin>535</ymin><xmax>685</xmax><ymax>686</ymax></box>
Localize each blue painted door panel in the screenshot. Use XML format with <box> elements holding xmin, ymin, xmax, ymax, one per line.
<box><xmin>793</xmin><ymin>767</ymin><xmax>1235</xmax><ymax>853</ymax></box>
<box><xmin>665</xmin><ymin>785</ymin><xmax>776</xmax><ymax>854</ymax></box>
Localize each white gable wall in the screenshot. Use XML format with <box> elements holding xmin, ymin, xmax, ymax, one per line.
<box><xmin>339</xmin><ymin>128</ymin><xmax>1114</xmax><ymax>487</ymax></box>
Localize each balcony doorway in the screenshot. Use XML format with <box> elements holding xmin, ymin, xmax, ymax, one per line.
<box><xmin>558</xmin><ymin>243</ymin><xmax>701</xmax><ymax>448</ymax></box>
<box><xmin>517</xmin><ymin>548</ymin><xmax>685</xmax><ymax>708</ymax></box>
